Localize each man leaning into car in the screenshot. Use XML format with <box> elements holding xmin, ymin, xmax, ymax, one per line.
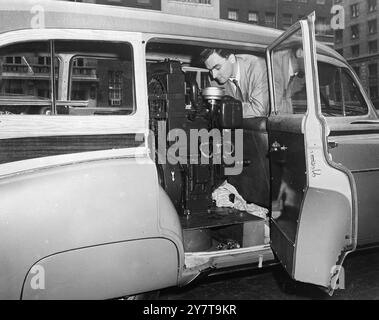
<box><xmin>200</xmin><ymin>48</ymin><xmax>269</xmax><ymax>118</ymax></box>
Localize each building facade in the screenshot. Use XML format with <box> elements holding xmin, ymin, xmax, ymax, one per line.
<box><xmin>67</xmin><ymin>0</ymin><xmax>161</xmax><ymax>10</ymax></box>
<box><xmin>161</xmin><ymin>0</ymin><xmax>219</xmax><ymax>19</ymax></box>
<box><xmin>220</xmin><ymin>0</ymin><xmax>334</xmax><ymax>44</ymax></box>
<box><xmin>334</xmin><ymin>0</ymin><xmax>379</xmax><ymax>109</ymax></box>
<box><xmin>69</xmin><ymin>0</ymin><xmax>219</xmax><ymax>18</ymax></box>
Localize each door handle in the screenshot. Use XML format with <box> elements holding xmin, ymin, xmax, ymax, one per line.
<box><xmin>270</xmin><ymin>141</ymin><xmax>288</xmax><ymax>152</ymax></box>
<box><xmin>327</xmin><ymin>141</ymin><xmax>338</xmax><ymax>149</ymax></box>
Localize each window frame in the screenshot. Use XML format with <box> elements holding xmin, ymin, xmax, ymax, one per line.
<box><xmin>368</xmin><ymin>0</ymin><xmax>377</xmax><ymax>13</ymax></box>
<box><xmin>368</xmin><ymin>40</ymin><xmax>378</xmax><ymax>54</ymax></box>
<box><xmin>227</xmin><ymin>9</ymin><xmax>238</xmax><ymax>21</ymax></box>
<box><xmin>368</xmin><ymin>19</ymin><xmax>377</xmax><ymax>34</ymax></box>
<box><xmin>265</xmin><ymin>12</ymin><xmax>276</xmax><ymax>27</ymax></box>
<box><xmin>318</xmin><ymin>62</ymin><xmax>370</xmax><ymax>118</ymax></box>
<box><xmin>66</xmin><ymin>49</ymin><xmax>136</xmax><ymax>115</ymax></box>
<box><xmin>0</xmin><ymin>29</ymin><xmax>146</xmax><ymax>141</ymax></box>
<box><xmin>351</xmin><ymin>3</ymin><xmax>360</xmax><ymax>18</ymax></box>
<box><xmin>311</xmin><ymin>54</ymin><xmax>374</xmax><ymax>122</ymax></box>
<box><xmin>351</xmin><ymin>24</ymin><xmax>360</xmax><ymax>40</ymax></box>
<box><xmin>0</xmin><ymin>40</ymin><xmax>55</xmax><ymax>115</ymax></box>
<box><xmin>248</xmin><ymin>11</ymin><xmax>259</xmax><ymax>24</ymax></box>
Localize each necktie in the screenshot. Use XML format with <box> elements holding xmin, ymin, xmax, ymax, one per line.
<box><xmin>232</xmin><ymin>79</ymin><xmax>244</xmax><ymax>101</ymax></box>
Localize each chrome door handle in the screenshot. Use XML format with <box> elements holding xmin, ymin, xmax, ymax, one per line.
<box><xmin>327</xmin><ymin>141</ymin><xmax>338</xmax><ymax>149</ymax></box>
<box><xmin>270</xmin><ymin>141</ymin><xmax>288</xmax><ymax>152</ymax></box>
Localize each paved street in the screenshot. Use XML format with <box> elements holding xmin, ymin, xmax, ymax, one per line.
<box><xmin>159</xmin><ymin>247</ymin><xmax>379</xmax><ymax>300</ymax></box>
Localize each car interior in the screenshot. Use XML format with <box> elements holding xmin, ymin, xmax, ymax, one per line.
<box><xmin>146</xmin><ymin>39</ymin><xmax>271</xmax><ymax>252</ymax></box>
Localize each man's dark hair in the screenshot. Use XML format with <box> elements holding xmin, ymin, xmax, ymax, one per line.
<box><xmin>199</xmin><ymin>48</ymin><xmax>234</xmax><ymax>64</ymax></box>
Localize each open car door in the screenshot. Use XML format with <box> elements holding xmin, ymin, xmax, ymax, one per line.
<box><xmin>266</xmin><ymin>13</ymin><xmax>357</xmax><ymax>293</ymax></box>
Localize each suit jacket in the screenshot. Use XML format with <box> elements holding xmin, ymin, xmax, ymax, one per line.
<box><xmin>273</xmin><ymin>49</ymin><xmax>306</xmax><ymax>114</ymax></box>
<box><xmin>215</xmin><ymin>54</ymin><xmax>269</xmax><ymax>118</ymax></box>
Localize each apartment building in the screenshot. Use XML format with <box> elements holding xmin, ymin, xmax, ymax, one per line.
<box><xmin>334</xmin><ymin>0</ymin><xmax>379</xmax><ymax>108</ymax></box>
<box><xmin>220</xmin><ymin>0</ymin><xmax>334</xmax><ymax>44</ymax></box>
<box><xmin>161</xmin><ymin>0</ymin><xmax>219</xmax><ymax>19</ymax></box>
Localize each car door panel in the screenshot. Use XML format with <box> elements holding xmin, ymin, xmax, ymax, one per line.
<box><xmin>267</xmin><ymin>13</ymin><xmax>357</xmax><ymax>290</ymax></box>
<box><xmin>328</xmin><ymin>131</ymin><xmax>379</xmax><ymax>245</ymax></box>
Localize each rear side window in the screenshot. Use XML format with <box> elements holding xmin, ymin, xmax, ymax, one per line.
<box><xmin>56</xmin><ymin>40</ymin><xmax>135</xmax><ymax>116</ymax></box>
<box><xmin>0</xmin><ymin>41</ymin><xmax>53</xmax><ymax>115</ymax></box>
<box><xmin>318</xmin><ymin>62</ymin><xmax>368</xmax><ymax>117</ymax></box>
<box><xmin>0</xmin><ymin>40</ymin><xmax>135</xmax><ymax>116</ymax></box>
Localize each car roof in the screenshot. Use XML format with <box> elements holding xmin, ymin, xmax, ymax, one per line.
<box><xmin>0</xmin><ymin>0</ymin><xmax>343</xmax><ymax>61</ymax></box>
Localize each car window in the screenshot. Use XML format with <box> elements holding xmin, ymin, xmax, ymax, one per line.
<box><xmin>55</xmin><ymin>41</ymin><xmax>135</xmax><ymax>115</ymax></box>
<box><xmin>0</xmin><ymin>40</ymin><xmax>135</xmax><ymax>116</ymax></box>
<box><xmin>271</xmin><ymin>36</ymin><xmax>307</xmax><ymax>115</ymax></box>
<box><xmin>318</xmin><ymin>62</ymin><xmax>368</xmax><ymax>117</ymax></box>
<box><xmin>0</xmin><ymin>41</ymin><xmax>54</xmax><ymax>115</ymax></box>
<box><xmin>341</xmin><ymin>69</ymin><xmax>368</xmax><ymax>116</ymax></box>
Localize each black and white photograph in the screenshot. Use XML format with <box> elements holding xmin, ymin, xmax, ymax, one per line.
<box><xmin>0</xmin><ymin>0</ymin><xmax>378</xmax><ymax>310</ymax></box>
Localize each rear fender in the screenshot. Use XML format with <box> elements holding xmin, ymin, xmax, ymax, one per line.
<box><xmin>0</xmin><ymin>156</ymin><xmax>182</xmax><ymax>299</ymax></box>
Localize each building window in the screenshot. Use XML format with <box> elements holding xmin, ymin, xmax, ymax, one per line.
<box><xmin>368</xmin><ymin>19</ymin><xmax>377</xmax><ymax>34</ymax></box>
<box><xmin>228</xmin><ymin>9</ymin><xmax>238</xmax><ymax>21</ymax></box>
<box><xmin>108</xmin><ymin>71</ymin><xmax>123</xmax><ymax>106</ymax></box>
<box><xmin>248</xmin><ymin>12</ymin><xmax>259</xmax><ymax>24</ymax></box>
<box><xmin>5</xmin><ymin>56</ymin><xmax>22</xmax><ymax>64</ymax></box>
<box><xmin>351</xmin><ymin>44</ymin><xmax>360</xmax><ymax>57</ymax></box>
<box><xmin>317</xmin><ymin>0</ymin><xmax>326</xmax><ymax>4</ymax></box>
<box><xmin>297</xmin><ymin>0</ymin><xmax>308</xmax><ymax>3</ymax></box>
<box><xmin>369</xmin><ymin>63</ymin><xmax>378</xmax><ymax>79</ymax></box>
<box><xmin>282</xmin><ymin>14</ymin><xmax>292</xmax><ymax>29</ymax></box>
<box><xmin>316</xmin><ymin>17</ymin><xmax>330</xmax><ymax>35</ymax></box>
<box><xmin>172</xmin><ymin>0</ymin><xmax>211</xmax><ymax>3</ymax></box>
<box><xmin>38</xmin><ymin>56</ymin><xmax>51</xmax><ymax>66</ymax></box>
<box><xmin>369</xmin><ymin>40</ymin><xmax>378</xmax><ymax>53</ymax></box>
<box><xmin>73</xmin><ymin>58</ymin><xmax>84</xmax><ymax>67</ymax></box>
<box><xmin>335</xmin><ymin>29</ymin><xmax>343</xmax><ymax>43</ymax></box>
<box><xmin>370</xmin><ymin>86</ymin><xmax>378</xmax><ymax>99</ymax></box>
<box><xmin>351</xmin><ymin>25</ymin><xmax>359</xmax><ymax>39</ymax></box>
<box><xmin>351</xmin><ymin>4</ymin><xmax>359</xmax><ymax>17</ymax></box>
<box><xmin>136</xmin><ymin>0</ymin><xmax>152</xmax><ymax>4</ymax></box>
<box><xmin>368</xmin><ymin>0</ymin><xmax>377</xmax><ymax>12</ymax></box>
<box><xmin>265</xmin><ymin>12</ymin><xmax>276</xmax><ymax>27</ymax></box>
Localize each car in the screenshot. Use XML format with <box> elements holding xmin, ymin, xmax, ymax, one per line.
<box><xmin>0</xmin><ymin>0</ymin><xmax>378</xmax><ymax>299</ymax></box>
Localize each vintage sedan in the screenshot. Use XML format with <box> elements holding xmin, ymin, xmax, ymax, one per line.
<box><xmin>0</xmin><ymin>0</ymin><xmax>378</xmax><ymax>299</ymax></box>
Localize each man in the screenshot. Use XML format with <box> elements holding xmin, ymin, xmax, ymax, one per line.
<box><xmin>273</xmin><ymin>47</ymin><xmax>306</xmax><ymax>114</ymax></box>
<box><xmin>200</xmin><ymin>48</ymin><xmax>269</xmax><ymax>118</ymax></box>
